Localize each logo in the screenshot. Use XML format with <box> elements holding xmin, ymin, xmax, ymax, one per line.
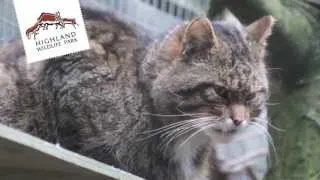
<box><xmin>26</xmin><ymin>11</ymin><xmax>79</xmax><ymax>40</ymax></box>
<box><xmin>13</xmin><ymin>0</ymin><xmax>90</xmax><ymax>63</ymax></box>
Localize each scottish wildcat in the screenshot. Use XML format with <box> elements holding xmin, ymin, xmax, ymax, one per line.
<box><xmin>0</xmin><ymin>9</ymin><xmax>274</xmax><ymax>180</ymax></box>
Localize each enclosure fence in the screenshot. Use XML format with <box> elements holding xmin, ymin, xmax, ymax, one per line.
<box><xmin>0</xmin><ymin>0</ymin><xmax>211</xmax><ymax>43</ymax></box>
<box><xmin>0</xmin><ymin>0</ymin><xmax>18</xmax><ymax>44</ymax></box>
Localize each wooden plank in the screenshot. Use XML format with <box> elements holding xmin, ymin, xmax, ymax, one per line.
<box><xmin>0</xmin><ymin>124</ymin><xmax>144</xmax><ymax>180</ymax></box>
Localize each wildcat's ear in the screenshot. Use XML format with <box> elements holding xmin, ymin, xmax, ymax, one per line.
<box><xmin>159</xmin><ymin>23</ymin><xmax>186</xmax><ymax>61</ymax></box>
<box><xmin>246</xmin><ymin>16</ymin><xmax>275</xmax><ymax>46</ymax></box>
<box><xmin>182</xmin><ymin>17</ymin><xmax>218</xmax><ymax>55</ymax></box>
<box><xmin>159</xmin><ymin>17</ymin><xmax>218</xmax><ymax>61</ymax></box>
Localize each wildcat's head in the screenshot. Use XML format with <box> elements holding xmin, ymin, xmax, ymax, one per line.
<box><xmin>142</xmin><ymin>12</ymin><xmax>275</xmax><ymax>133</ymax></box>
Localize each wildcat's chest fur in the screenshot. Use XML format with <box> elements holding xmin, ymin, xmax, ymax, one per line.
<box><xmin>173</xmin><ymin>132</ymin><xmax>211</xmax><ymax>180</ymax></box>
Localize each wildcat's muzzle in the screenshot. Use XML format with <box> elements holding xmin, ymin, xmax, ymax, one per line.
<box><xmin>229</xmin><ymin>104</ymin><xmax>249</xmax><ymax>126</ymax></box>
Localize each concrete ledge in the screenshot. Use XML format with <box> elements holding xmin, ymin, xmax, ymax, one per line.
<box><xmin>0</xmin><ymin>124</ymin><xmax>144</xmax><ymax>180</ymax></box>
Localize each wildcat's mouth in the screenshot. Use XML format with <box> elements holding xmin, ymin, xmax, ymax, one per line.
<box><xmin>209</xmin><ymin>118</ymin><xmax>249</xmax><ymax>133</ymax></box>
<box><xmin>201</xmin><ymin>118</ymin><xmax>250</xmax><ymax>144</ymax></box>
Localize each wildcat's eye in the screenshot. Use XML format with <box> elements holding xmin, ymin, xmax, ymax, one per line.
<box><xmin>200</xmin><ymin>87</ymin><xmax>226</xmax><ymax>104</ymax></box>
<box><xmin>214</xmin><ymin>86</ymin><xmax>228</xmax><ymax>99</ymax></box>
<box><xmin>175</xmin><ymin>84</ymin><xmax>209</xmax><ymax>97</ymax></box>
<box><xmin>200</xmin><ymin>87</ymin><xmax>217</xmax><ymax>102</ymax></box>
<box><xmin>175</xmin><ymin>89</ymin><xmax>194</xmax><ymax>97</ymax></box>
<box><xmin>251</xmin><ymin>108</ymin><xmax>262</xmax><ymax>118</ymax></box>
<box><xmin>246</xmin><ymin>93</ymin><xmax>256</xmax><ymax>101</ymax></box>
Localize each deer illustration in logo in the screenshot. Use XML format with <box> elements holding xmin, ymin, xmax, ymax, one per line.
<box><xmin>26</xmin><ymin>11</ymin><xmax>78</xmax><ymax>40</ymax></box>
<box><xmin>60</xmin><ymin>18</ymin><xmax>78</xmax><ymax>28</ymax></box>
<box><xmin>26</xmin><ymin>22</ymin><xmax>41</xmax><ymax>40</ymax></box>
<box><xmin>38</xmin><ymin>11</ymin><xmax>65</xmax><ymax>30</ymax></box>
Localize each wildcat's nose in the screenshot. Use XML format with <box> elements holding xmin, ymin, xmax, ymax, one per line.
<box><xmin>229</xmin><ymin>104</ymin><xmax>249</xmax><ymax>126</ymax></box>
<box><xmin>232</xmin><ymin>119</ymin><xmax>242</xmax><ymax>126</ymax></box>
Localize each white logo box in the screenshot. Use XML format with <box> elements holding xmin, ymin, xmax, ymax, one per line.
<box><xmin>13</xmin><ymin>0</ymin><xmax>90</xmax><ymax>63</ymax></box>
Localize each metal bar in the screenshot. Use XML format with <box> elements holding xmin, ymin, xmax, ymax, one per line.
<box><xmin>161</xmin><ymin>0</ymin><xmax>167</xmax><ymax>11</ymax></box>
<box><xmin>154</xmin><ymin>0</ymin><xmax>159</xmax><ymax>9</ymax></box>
<box><xmin>168</xmin><ymin>1</ymin><xmax>175</xmax><ymax>16</ymax></box>
<box><xmin>176</xmin><ymin>4</ymin><xmax>183</xmax><ymax>19</ymax></box>
<box><xmin>0</xmin><ymin>16</ymin><xmax>18</xmax><ymax>27</ymax></box>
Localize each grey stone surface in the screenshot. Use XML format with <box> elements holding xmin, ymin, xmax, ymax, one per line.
<box><xmin>0</xmin><ymin>124</ymin><xmax>144</xmax><ymax>180</ymax></box>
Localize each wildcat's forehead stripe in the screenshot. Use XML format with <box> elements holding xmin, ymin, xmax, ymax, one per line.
<box><xmin>213</xmin><ymin>22</ymin><xmax>249</xmax><ymax>56</ymax></box>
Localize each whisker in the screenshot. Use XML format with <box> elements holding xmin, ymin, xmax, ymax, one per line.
<box><xmin>142</xmin><ymin>118</ymin><xmax>203</xmax><ymax>134</ymax></box>
<box><xmin>143</xmin><ymin>117</ymin><xmax>213</xmax><ymax>134</ymax></box>
<box><xmin>253</xmin><ymin>118</ymin><xmax>286</xmax><ymax>132</ymax></box>
<box><xmin>161</xmin><ymin>119</ymin><xmax>213</xmax><ymax>149</ymax></box>
<box><xmin>249</xmin><ymin>122</ymin><xmax>279</xmax><ymax>163</ymax></box>
<box><xmin>266</xmin><ymin>102</ymin><xmax>280</xmax><ymax>106</ymax></box>
<box><xmin>267</xmin><ymin>122</ymin><xmax>285</xmax><ymax>132</ymax></box>
<box><xmin>178</xmin><ymin>123</ymin><xmax>218</xmax><ymax>149</ymax></box>
<box><xmin>171</xmin><ymin>120</ymin><xmax>213</xmax><ymax>139</ymax></box>
<box><xmin>161</xmin><ymin>118</ymin><xmax>212</xmax><ymax>138</ymax></box>
<box><xmin>265</xmin><ymin>121</ymin><xmax>285</xmax><ymax>132</ymax></box>
<box><xmin>160</xmin><ymin>118</ymin><xmax>214</xmax><ymax>141</ymax></box>
<box><xmin>139</xmin><ymin>117</ymin><xmax>214</xmax><ymax>141</ymax></box>
<box><xmin>250</xmin><ymin>122</ymin><xmax>274</xmax><ymax>146</ymax></box>
<box><xmin>160</xmin><ymin>122</ymin><xmax>198</xmax><ymax>140</ymax></box>
<box><xmin>267</xmin><ymin>67</ymin><xmax>283</xmax><ymax>70</ymax></box>
<box><xmin>267</xmin><ymin>67</ymin><xmax>283</xmax><ymax>71</ymax></box>
<box><xmin>142</xmin><ymin>112</ymin><xmax>209</xmax><ymax>118</ymax></box>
